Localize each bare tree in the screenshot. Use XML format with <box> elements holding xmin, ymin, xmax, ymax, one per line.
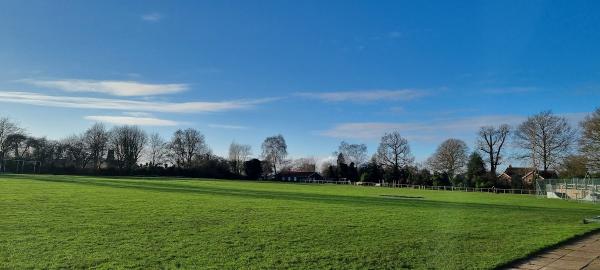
<box><xmin>560</xmin><ymin>154</ymin><xmax>588</xmax><ymax>178</ymax></box>
<box><xmin>84</xmin><ymin>123</ymin><xmax>109</xmax><ymax>170</ymax></box>
<box><xmin>477</xmin><ymin>124</ymin><xmax>510</xmax><ymax>176</ymax></box>
<box><xmin>228</xmin><ymin>141</ymin><xmax>252</xmax><ymax>175</ymax></box>
<box><xmin>376</xmin><ymin>131</ymin><xmax>414</xmax><ymax>176</ymax></box>
<box><xmin>261</xmin><ymin>134</ymin><xmax>287</xmax><ymax>174</ymax></box>
<box><xmin>0</xmin><ymin>117</ymin><xmax>23</xmax><ymax>169</ymax></box>
<box><xmin>109</xmin><ymin>125</ymin><xmax>147</xmax><ymax>171</ymax></box>
<box><xmin>580</xmin><ymin>108</ymin><xmax>600</xmax><ymax>173</ymax></box>
<box><xmin>514</xmin><ymin>111</ymin><xmax>576</xmax><ymax>171</ymax></box>
<box><xmin>261</xmin><ymin>159</ymin><xmax>273</xmax><ymax>177</ymax></box>
<box><xmin>335</xmin><ymin>141</ymin><xmax>368</xmax><ymax>166</ymax></box>
<box><xmin>293</xmin><ymin>157</ymin><xmax>317</xmax><ymax>172</ymax></box>
<box><xmin>147</xmin><ymin>133</ymin><xmax>168</xmax><ymax>167</ymax></box>
<box><xmin>169</xmin><ymin>128</ymin><xmax>209</xmax><ymax>168</ymax></box>
<box><xmin>63</xmin><ymin>134</ymin><xmax>90</xmax><ymax>169</ymax></box>
<box><xmin>426</xmin><ymin>138</ymin><xmax>469</xmax><ymax>178</ymax></box>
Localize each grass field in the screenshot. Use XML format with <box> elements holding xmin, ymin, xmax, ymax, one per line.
<box><xmin>1</xmin><ymin>174</ymin><xmax>599</xmax><ymax>269</ymax></box>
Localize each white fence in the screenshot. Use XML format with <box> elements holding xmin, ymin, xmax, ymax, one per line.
<box><xmin>290</xmin><ymin>179</ymin><xmax>535</xmax><ymax>195</ymax></box>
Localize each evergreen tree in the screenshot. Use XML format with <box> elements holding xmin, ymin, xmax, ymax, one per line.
<box><xmin>348</xmin><ymin>162</ymin><xmax>359</xmax><ymax>181</ymax></box>
<box><xmin>327</xmin><ymin>165</ymin><xmax>336</xmax><ymax>179</ymax></box>
<box><xmin>432</xmin><ymin>172</ymin><xmax>451</xmax><ymax>186</ymax></box>
<box><xmin>336</xmin><ymin>153</ymin><xmax>348</xmax><ymax>179</ymax></box>
<box><xmin>466</xmin><ymin>152</ymin><xmax>487</xmax><ymax>188</ymax></box>
<box><xmin>360</xmin><ymin>158</ymin><xmax>383</xmax><ymax>183</ymax></box>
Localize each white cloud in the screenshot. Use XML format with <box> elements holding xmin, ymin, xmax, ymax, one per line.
<box><xmin>316</xmin><ymin>155</ymin><xmax>337</xmax><ymax>168</ymax></box>
<box><xmin>0</xmin><ymin>91</ymin><xmax>276</xmax><ymax>113</ymax></box>
<box><xmin>319</xmin><ymin>115</ymin><xmax>528</xmax><ymax>141</ymax></box>
<box><xmin>208</xmin><ymin>124</ymin><xmax>247</xmax><ymax>130</ymax></box>
<box><xmin>296</xmin><ymin>89</ymin><xmax>428</xmax><ymax>102</ymax></box>
<box><xmin>84</xmin><ymin>115</ymin><xmax>179</xmax><ymax>126</ymax></box>
<box><xmin>24</xmin><ymin>79</ymin><xmax>187</xmax><ymax>96</ymax></box>
<box><xmin>141</xmin><ymin>12</ymin><xmax>163</xmax><ymax>22</ymax></box>
<box><xmin>562</xmin><ymin>112</ymin><xmax>588</xmax><ymax>123</ymax></box>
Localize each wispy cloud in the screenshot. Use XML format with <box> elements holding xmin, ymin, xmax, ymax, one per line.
<box><xmin>296</xmin><ymin>89</ymin><xmax>428</xmax><ymax>102</ymax></box>
<box><xmin>208</xmin><ymin>124</ymin><xmax>248</xmax><ymax>130</ymax></box>
<box><xmin>319</xmin><ymin>115</ymin><xmax>528</xmax><ymax>141</ymax></box>
<box><xmin>23</xmin><ymin>79</ymin><xmax>187</xmax><ymax>96</ymax></box>
<box><xmin>389</xmin><ymin>106</ymin><xmax>405</xmax><ymax>114</ymax></box>
<box><xmin>123</xmin><ymin>112</ymin><xmax>154</xmax><ymax>117</ymax></box>
<box><xmin>320</xmin><ymin>112</ymin><xmax>588</xmax><ymax>142</ymax></box>
<box><xmin>141</xmin><ymin>12</ymin><xmax>163</xmax><ymax>22</ymax></box>
<box><xmin>0</xmin><ymin>91</ymin><xmax>276</xmax><ymax>113</ymax></box>
<box><xmin>84</xmin><ymin>115</ymin><xmax>179</xmax><ymax>126</ymax></box>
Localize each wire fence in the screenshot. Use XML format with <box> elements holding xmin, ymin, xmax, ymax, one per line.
<box><xmin>536</xmin><ymin>178</ymin><xmax>600</xmax><ymax>203</ymax></box>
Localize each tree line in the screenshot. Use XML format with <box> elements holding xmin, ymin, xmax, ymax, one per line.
<box><xmin>1</xmin><ymin>108</ymin><xmax>599</xmax><ymax>188</ymax></box>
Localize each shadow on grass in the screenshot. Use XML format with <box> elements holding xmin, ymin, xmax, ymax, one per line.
<box><xmin>380</xmin><ymin>195</ymin><xmax>424</xmax><ymax>199</ymax></box>
<box><xmin>9</xmin><ymin>174</ymin><xmax>599</xmax><ymax>216</ymax></box>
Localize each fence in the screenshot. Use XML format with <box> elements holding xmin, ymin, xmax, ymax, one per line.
<box><xmin>1</xmin><ymin>160</ymin><xmax>42</xmax><ymax>174</ymax></box>
<box><xmin>293</xmin><ymin>179</ymin><xmax>535</xmax><ymax>195</ymax></box>
<box><xmin>378</xmin><ymin>183</ymin><xmax>536</xmax><ymax>194</ymax></box>
<box><xmin>294</xmin><ymin>179</ymin><xmax>352</xmax><ymax>185</ymax></box>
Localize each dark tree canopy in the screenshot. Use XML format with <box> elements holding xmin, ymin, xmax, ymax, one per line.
<box><xmin>244</xmin><ymin>159</ymin><xmax>263</xmax><ymax>180</ymax></box>
<box><xmin>360</xmin><ymin>157</ymin><xmax>383</xmax><ymax>183</ymax></box>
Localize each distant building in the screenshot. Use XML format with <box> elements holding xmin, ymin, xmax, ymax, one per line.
<box><xmin>276</xmin><ymin>171</ymin><xmax>323</xmax><ymax>181</ymax></box>
<box><xmin>498</xmin><ymin>165</ymin><xmax>558</xmax><ymax>187</ymax></box>
<box><xmin>102</xmin><ymin>149</ymin><xmax>117</xmax><ymax>169</ymax></box>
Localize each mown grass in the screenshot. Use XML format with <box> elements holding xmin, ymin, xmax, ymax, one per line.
<box><xmin>1</xmin><ymin>174</ymin><xmax>599</xmax><ymax>269</ymax></box>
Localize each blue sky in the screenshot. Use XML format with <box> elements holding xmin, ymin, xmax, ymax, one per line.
<box><xmin>1</xmin><ymin>0</ymin><xmax>599</xmax><ymax>163</ymax></box>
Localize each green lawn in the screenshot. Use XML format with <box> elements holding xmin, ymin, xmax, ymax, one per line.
<box><xmin>1</xmin><ymin>175</ymin><xmax>599</xmax><ymax>269</ymax></box>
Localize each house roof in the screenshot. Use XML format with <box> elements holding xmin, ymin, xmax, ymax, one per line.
<box><xmin>504</xmin><ymin>166</ymin><xmax>533</xmax><ymax>177</ymax></box>
<box><xmin>501</xmin><ymin>166</ymin><xmax>558</xmax><ymax>179</ymax></box>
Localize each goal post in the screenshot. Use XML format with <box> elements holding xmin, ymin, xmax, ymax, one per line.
<box><xmin>536</xmin><ymin>177</ymin><xmax>600</xmax><ymax>203</ymax></box>
<box><xmin>1</xmin><ymin>159</ymin><xmax>42</xmax><ymax>174</ymax></box>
